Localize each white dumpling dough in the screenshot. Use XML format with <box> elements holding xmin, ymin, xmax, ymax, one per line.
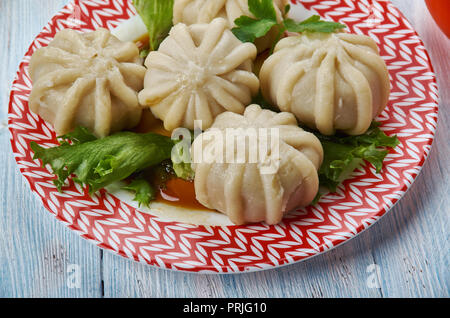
<box><xmin>191</xmin><ymin>104</ymin><xmax>323</xmax><ymax>225</ymax></box>
<box><xmin>29</xmin><ymin>28</ymin><xmax>146</xmax><ymax>138</ymax></box>
<box><xmin>173</xmin><ymin>0</ymin><xmax>288</xmax><ymax>52</ymax></box>
<box><xmin>138</xmin><ymin>18</ymin><xmax>260</xmax><ymax>131</ymax></box>
<box><xmin>174</xmin><ymin>0</ymin><xmax>287</xmax><ymax>26</ymax></box>
<box><xmin>260</xmin><ymin>32</ymin><xmax>391</xmax><ymax>135</ymax></box>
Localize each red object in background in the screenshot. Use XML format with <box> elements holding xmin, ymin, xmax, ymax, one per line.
<box><xmin>425</xmin><ymin>0</ymin><xmax>450</xmax><ymax>37</ymax></box>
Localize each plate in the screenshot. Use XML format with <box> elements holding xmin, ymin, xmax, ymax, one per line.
<box><xmin>8</xmin><ymin>0</ymin><xmax>439</xmax><ymax>273</ymax></box>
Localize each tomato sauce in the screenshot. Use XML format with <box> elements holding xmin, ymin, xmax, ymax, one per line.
<box><xmin>132</xmin><ymin>110</ymin><xmax>211</xmax><ymax>211</ymax></box>
<box><xmin>157</xmin><ymin>178</ymin><xmax>211</xmax><ymax>211</ymax></box>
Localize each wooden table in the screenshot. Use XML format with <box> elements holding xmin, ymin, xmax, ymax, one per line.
<box><xmin>0</xmin><ymin>0</ymin><xmax>448</xmax><ymax>298</ymax></box>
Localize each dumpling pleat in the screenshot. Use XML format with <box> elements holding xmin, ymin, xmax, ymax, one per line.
<box><xmin>138</xmin><ymin>79</ymin><xmax>180</xmax><ymax>105</ymax></box>
<box><xmin>169</xmin><ymin>24</ymin><xmax>198</xmax><ymax>61</ymax></box>
<box><xmin>145</xmin><ymin>51</ymin><xmax>182</xmax><ymax>72</ymax></box>
<box><xmin>194</xmin><ymin>91</ymin><xmax>214</xmax><ymax>129</ymax></box>
<box><xmin>206</xmin><ymin>82</ymin><xmax>245</xmax><ymax>114</ymax></box>
<box><xmin>92</xmin><ymin>28</ymin><xmax>110</xmax><ymax>50</ymax></box>
<box><xmin>198</xmin><ymin>12</ymin><xmax>228</xmax><ymax>59</ymax></box>
<box><xmin>210</xmin><ymin>75</ymin><xmax>251</xmax><ymax>105</ymax></box>
<box><xmin>224</xmin><ymin>163</ymin><xmax>246</xmax><ymax>225</ymax></box>
<box><xmin>108</xmin><ymin>67</ymin><xmax>139</xmax><ymax>108</ymax></box>
<box><xmin>30</xmin><ymin>69</ymin><xmax>82</xmax><ymax>112</ymax></box>
<box><xmin>255</xmin><ymin>109</ymin><xmax>277</xmax><ymax>125</ymax></box>
<box><xmin>30</xmin><ymin>47</ymin><xmax>80</xmax><ymax>70</ymax></box>
<box><xmin>51</xmin><ymin>29</ymin><xmax>87</xmax><ymax>55</ymax></box>
<box><xmin>259</xmin><ymin>51</ymin><xmax>287</xmax><ymax>103</ymax></box>
<box><xmin>118</xmin><ymin>62</ymin><xmax>147</xmax><ymax>80</ymax></box>
<box><xmin>342</xmin><ymin>42</ymin><xmax>391</xmax><ymax>115</ymax></box>
<box><xmin>94</xmin><ymin>78</ymin><xmax>112</xmax><ymax>138</ymax></box>
<box><xmin>259</xmin><ymin>171</ymin><xmax>284</xmax><ymax>225</ymax></box>
<box><xmin>222</xmin><ymin>70</ymin><xmax>260</xmax><ymax>95</ymax></box>
<box><xmin>242</xmin><ymin>104</ymin><xmax>262</xmax><ymax>121</ymax></box>
<box><xmin>193</xmin><ymin>163</ymin><xmax>214</xmax><ymax>208</ymax></box>
<box><xmin>206</xmin><ymin>95</ymin><xmax>226</xmax><ymax>118</ymax></box>
<box><xmin>337</xmin><ymin>50</ymin><xmax>373</xmax><ymax>135</ymax></box>
<box><xmin>267</xmin><ymin>112</ymin><xmax>298</xmax><ymax>127</ymax></box>
<box><xmin>288</xmin><ymin>151</ymin><xmax>320</xmax><ymax>207</ymax></box>
<box><xmin>279</xmin><ymin>130</ymin><xmax>324</xmax><ymax>170</ymax></box>
<box><xmin>211</xmin><ymin>43</ymin><xmax>257</xmax><ymax>75</ymax></box>
<box><xmin>173</xmin><ymin>0</ymin><xmax>191</xmax><ymax>23</ymax></box>
<box><xmin>164</xmin><ymin>92</ymin><xmax>190</xmax><ymax>130</ymax></box>
<box><xmin>338</xmin><ymin>33</ymin><xmax>380</xmax><ymax>53</ymax></box>
<box><xmin>106</xmin><ymin>41</ymin><xmax>140</xmax><ymax>62</ymax></box>
<box><xmin>159</xmin><ymin>37</ymin><xmax>194</xmax><ymax>65</ymax></box>
<box><xmin>55</xmin><ymin>77</ymin><xmax>95</xmax><ymax>134</ymax></box>
<box><xmin>276</xmin><ymin>61</ymin><xmax>307</xmax><ymax>112</ymax></box>
<box><xmin>198</xmin><ymin>0</ymin><xmax>227</xmax><ymax>23</ymax></box>
<box><xmin>314</xmin><ymin>51</ymin><xmax>336</xmax><ymax>135</ymax></box>
<box><xmin>225</xmin><ymin>0</ymin><xmax>247</xmax><ymax>25</ymax></box>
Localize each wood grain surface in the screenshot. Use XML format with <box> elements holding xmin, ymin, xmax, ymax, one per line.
<box><xmin>0</xmin><ymin>0</ymin><xmax>448</xmax><ymax>298</ymax></box>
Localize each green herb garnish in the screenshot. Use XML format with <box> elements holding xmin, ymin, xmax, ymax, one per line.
<box><xmin>232</xmin><ymin>0</ymin><xmax>346</xmax><ymax>47</ymax></box>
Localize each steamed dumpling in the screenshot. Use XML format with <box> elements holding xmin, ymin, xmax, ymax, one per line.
<box><xmin>191</xmin><ymin>104</ymin><xmax>323</xmax><ymax>225</ymax></box>
<box><xmin>173</xmin><ymin>0</ymin><xmax>288</xmax><ymax>52</ymax></box>
<box><xmin>138</xmin><ymin>18</ymin><xmax>260</xmax><ymax>131</ymax></box>
<box><xmin>173</xmin><ymin>0</ymin><xmax>287</xmax><ymax>26</ymax></box>
<box><xmin>260</xmin><ymin>32</ymin><xmax>391</xmax><ymax>135</ymax></box>
<box><xmin>29</xmin><ymin>28</ymin><xmax>146</xmax><ymax>138</ymax></box>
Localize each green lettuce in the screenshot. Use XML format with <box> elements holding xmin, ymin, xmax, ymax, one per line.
<box><xmin>122</xmin><ymin>178</ymin><xmax>156</xmax><ymax>207</ymax></box>
<box><xmin>133</xmin><ymin>0</ymin><xmax>174</xmax><ymax>51</ymax></box>
<box><xmin>31</xmin><ymin>129</ymin><xmax>174</xmax><ymax>198</ymax></box>
<box><xmin>313</xmin><ymin>122</ymin><xmax>400</xmax><ymax>200</ymax></box>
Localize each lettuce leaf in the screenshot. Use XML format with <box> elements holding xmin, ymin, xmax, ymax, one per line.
<box><xmin>314</xmin><ymin>123</ymin><xmax>400</xmax><ymax>194</ymax></box>
<box><xmin>133</xmin><ymin>0</ymin><xmax>174</xmax><ymax>51</ymax></box>
<box><xmin>31</xmin><ymin>130</ymin><xmax>174</xmax><ymax>195</ymax></box>
<box><xmin>57</xmin><ymin>126</ymin><xmax>97</xmax><ymax>145</ymax></box>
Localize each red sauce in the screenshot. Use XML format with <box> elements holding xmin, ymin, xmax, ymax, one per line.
<box><xmin>133</xmin><ymin>110</ymin><xmax>211</xmax><ymax>211</ymax></box>
<box><xmin>157</xmin><ymin>178</ymin><xmax>211</xmax><ymax>211</ymax></box>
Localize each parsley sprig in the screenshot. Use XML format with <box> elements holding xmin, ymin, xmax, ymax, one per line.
<box><xmin>232</xmin><ymin>0</ymin><xmax>346</xmax><ymax>48</ymax></box>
